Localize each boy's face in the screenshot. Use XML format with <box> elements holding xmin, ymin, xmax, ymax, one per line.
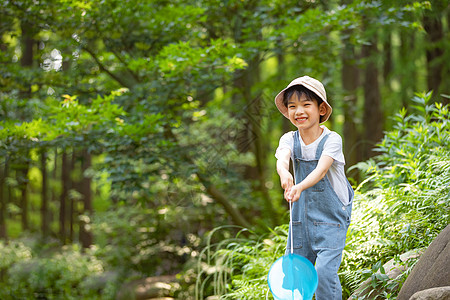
<box><xmin>287</xmin><ymin>93</ymin><xmax>327</xmax><ymax>130</ymax></box>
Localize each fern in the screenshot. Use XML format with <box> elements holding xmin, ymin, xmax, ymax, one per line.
<box><xmin>196</xmin><ymin>225</ymin><xmax>288</xmax><ymax>299</ymax></box>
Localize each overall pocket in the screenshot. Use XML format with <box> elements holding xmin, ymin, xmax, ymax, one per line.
<box><xmin>312</xmin><ymin>178</ymin><xmax>325</xmax><ymax>192</ymax></box>
<box><xmin>312</xmin><ymin>221</ymin><xmax>346</xmax><ymax>250</ymax></box>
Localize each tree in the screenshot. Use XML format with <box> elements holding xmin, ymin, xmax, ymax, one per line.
<box><xmin>361</xmin><ymin>29</ymin><xmax>384</xmax><ymax>160</ymax></box>
<box><xmin>0</xmin><ymin>157</ymin><xmax>7</xmax><ymax>239</ymax></box>
<box><xmin>40</xmin><ymin>149</ymin><xmax>49</xmax><ymax>239</ymax></box>
<box><xmin>79</xmin><ymin>149</ymin><xmax>93</xmax><ymax>248</ymax></box>
<box><xmin>423</xmin><ymin>0</ymin><xmax>447</xmax><ymax>103</ymax></box>
<box><xmin>59</xmin><ymin>150</ymin><xmax>70</xmax><ymax>243</ymax></box>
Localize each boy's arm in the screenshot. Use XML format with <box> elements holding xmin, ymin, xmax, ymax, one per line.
<box><xmin>276</xmin><ymin>148</ymin><xmax>294</xmax><ymax>197</ymax></box>
<box><xmin>286</xmin><ymin>155</ymin><xmax>334</xmax><ymax>202</ymax></box>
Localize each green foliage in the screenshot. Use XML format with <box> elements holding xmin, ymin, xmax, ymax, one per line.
<box><xmin>195</xmin><ymin>225</ymin><xmax>288</xmax><ymax>300</ymax></box>
<box><xmin>0</xmin><ymin>241</ymin><xmax>32</xmax><ymax>270</ymax></box>
<box><xmin>0</xmin><ymin>242</ymin><xmax>117</xmax><ymax>300</ymax></box>
<box><xmin>0</xmin><ymin>89</ymin><xmax>130</xmax><ymax>156</ymax></box>
<box><xmin>0</xmin><ymin>202</ymin><xmax>206</xmax><ymax>299</ymax></box>
<box><xmin>349</xmin><ymin>92</ymin><xmax>449</xmax><ymax>250</ymax></box>
<box><xmin>341</xmin><ymin>94</ymin><xmax>450</xmax><ymax>298</ymax></box>
<box><xmin>90</xmin><ymin>205</ymin><xmax>192</xmax><ymax>276</ymax></box>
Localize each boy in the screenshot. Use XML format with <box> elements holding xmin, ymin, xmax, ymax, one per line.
<box><xmin>274</xmin><ymin>76</ymin><xmax>354</xmax><ymax>300</ymax></box>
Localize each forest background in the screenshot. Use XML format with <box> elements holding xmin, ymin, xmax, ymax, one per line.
<box><xmin>0</xmin><ymin>0</ymin><xmax>449</xmax><ymax>299</ymax></box>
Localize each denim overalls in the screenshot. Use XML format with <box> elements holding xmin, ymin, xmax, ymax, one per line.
<box><xmin>286</xmin><ymin>131</ymin><xmax>354</xmax><ymax>300</ymax></box>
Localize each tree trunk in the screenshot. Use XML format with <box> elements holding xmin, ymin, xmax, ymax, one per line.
<box><xmin>229</xmin><ymin>2</ymin><xmax>278</xmax><ymax>226</ymax></box>
<box><xmin>41</xmin><ymin>150</ymin><xmax>49</xmax><ymax>239</ymax></box>
<box><xmin>20</xmin><ymin>21</ymin><xmax>34</xmax><ymax>98</ymax></box>
<box><xmin>0</xmin><ymin>157</ymin><xmax>7</xmax><ymax>240</ymax></box>
<box><xmin>423</xmin><ymin>9</ymin><xmax>445</xmax><ymax>102</ymax></box>
<box><xmin>7</xmin><ymin>161</ymin><xmax>13</xmax><ymax>234</ymax></box>
<box><xmin>163</xmin><ymin>121</ymin><xmax>253</xmax><ymax>229</ymax></box>
<box><xmin>0</xmin><ymin>158</ymin><xmax>5</xmax><ymax>280</ymax></box>
<box><xmin>399</xmin><ymin>29</ymin><xmax>416</xmax><ymax>109</ymax></box>
<box><xmin>383</xmin><ymin>32</ymin><xmax>392</xmax><ymax>81</ymax></box>
<box><xmin>276</xmin><ymin>45</ymin><xmax>295</xmax><ymax>184</ymax></box>
<box><xmin>362</xmin><ymin>35</ymin><xmax>384</xmax><ymax>160</ymax></box>
<box><xmin>60</xmin><ymin>150</ymin><xmax>70</xmax><ymax>244</ymax></box>
<box><xmin>19</xmin><ymin>172</ymin><xmax>29</xmax><ymax>231</ymax></box>
<box><xmin>277</xmin><ymin>55</ymin><xmax>292</xmax><ymax>135</ymax></box>
<box><xmin>17</xmin><ymin>157</ymin><xmax>30</xmax><ymax>231</ymax></box>
<box><xmin>79</xmin><ymin>149</ymin><xmax>93</xmax><ymax>248</ymax></box>
<box><xmin>17</xmin><ymin>21</ymin><xmax>34</xmax><ymax>232</ymax></box>
<box><xmin>51</xmin><ymin>148</ymin><xmax>58</xmax><ymax>235</ymax></box>
<box><xmin>341</xmin><ymin>40</ymin><xmax>362</xmax><ymax>173</ymax></box>
<box><xmin>69</xmin><ymin>151</ymin><xmax>77</xmax><ymax>242</ymax></box>
<box><xmin>196</xmin><ymin>172</ymin><xmax>252</xmax><ymax>229</ymax></box>
<box><xmin>20</xmin><ymin>22</ymin><xmax>34</xmax><ymax>68</ymax></box>
<box><xmin>233</xmin><ymin>56</ymin><xmax>278</xmax><ymax>226</ymax></box>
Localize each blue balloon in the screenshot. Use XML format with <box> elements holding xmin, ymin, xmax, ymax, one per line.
<box><xmin>267</xmin><ymin>253</ymin><xmax>318</xmax><ymax>300</ymax></box>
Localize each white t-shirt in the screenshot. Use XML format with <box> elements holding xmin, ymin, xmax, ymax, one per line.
<box><xmin>275</xmin><ymin>126</ymin><xmax>350</xmax><ymax>205</ymax></box>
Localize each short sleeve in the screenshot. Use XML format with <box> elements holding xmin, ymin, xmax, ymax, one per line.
<box><xmin>322</xmin><ymin>132</ymin><xmax>345</xmax><ymax>165</ymax></box>
<box><xmin>275</xmin><ymin>132</ymin><xmax>294</xmax><ymax>160</ymax></box>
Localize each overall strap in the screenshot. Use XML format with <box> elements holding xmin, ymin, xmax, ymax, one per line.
<box><xmin>315</xmin><ymin>133</ymin><xmax>330</xmax><ymax>160</ymax></box>
<box><xmin>293</xmin><ymin>131</ymin><xmax>302</xmax><ymax>159</ymax></box>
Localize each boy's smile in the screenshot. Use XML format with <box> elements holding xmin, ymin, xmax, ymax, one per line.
<box><xmin>295</xmin><ymin>117</ymin><xmax>307</xmax><ymax>123</ymax></box>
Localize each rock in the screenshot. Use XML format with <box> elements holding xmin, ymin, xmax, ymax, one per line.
<box><xmin>398</xmin><ymin>225</ymin><xmax>450</xmax><ymax>300</ymax></box>
<box><xmin>348</xmin><ymin>248</ymin><xmax>423</xmax><ymax>300</ymax></box>
<box><xmin>409</xmin><ymin>286</ymin><xmax>450</xmax><ymax>300</ymax></box>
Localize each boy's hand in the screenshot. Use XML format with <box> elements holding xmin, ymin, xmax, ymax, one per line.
<box><xmin>286</xmin><ymin>183</ymin><xmax>303</xmax><ymax>202</ymax></box>
<box><xmin>276</xmin><ymin>148</ymin><xmax>296</xmax><ymax>202</ymax></box>
<box><xmin>279</xmin><ymin>169</ymin><xmax>294</xmax><ymax>191</ymax></box>
<box><xmin>284</xmin><ymin>155</ymin><xmax>334</xmax><ymax>202</ymax></box>
<box><xmin>279</xmin><ymin>170</ymin><xmax>295</xmax><ymax>202</ymax></box>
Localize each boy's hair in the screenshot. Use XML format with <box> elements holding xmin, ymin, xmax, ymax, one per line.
<box><xmin>283</xmin><ymin>85</ymin><xmax>325</xmax><ymax>123</ymax></box>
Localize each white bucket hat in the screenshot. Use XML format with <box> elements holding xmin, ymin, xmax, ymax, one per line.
<box><xmin>274</xmin><ymin>76</ymin><xmax>332</xmax><ymax>123</ymax></box>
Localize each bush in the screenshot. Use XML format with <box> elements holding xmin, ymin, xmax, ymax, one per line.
<box><xmin>0</xmin><ymin>244</ymin><xmax>115</xmax><ymax>300</ymax></box>
<box><xmin>195</xmin><ymin>226</ymin><xmax>288</xmax><ymax>300</ymax></box>
<box><xmin>341</xmin><ymin>93</ymin><xmax>449</xmax><ymax>298</ymax></box>
<box><xmin>0</xmin><ymin>240</ymin><xmax>32</xmax><ymax>270</ymax></box>
<box><xmin>91</xmin><ymin>204</ymin><xmax>199</xmax><ymax>277</ymax></box>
